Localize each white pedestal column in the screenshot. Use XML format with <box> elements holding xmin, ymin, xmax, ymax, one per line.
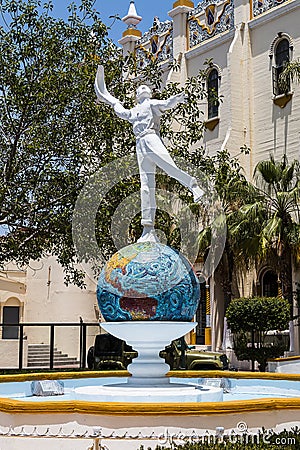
<box><xmin>101</xmin><ymin>321</ymin><xmax>196</xmax><ymax>385</ymax></box>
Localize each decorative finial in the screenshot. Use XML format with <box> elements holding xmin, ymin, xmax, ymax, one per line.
<box><xmin>122</xmin><ymin>1</ymin><xmax>142</xmax><ymax>29</ymax></box>
<box><xmin>151</xmin><ymin>16</ymin><xmax>160</xmax><ymax>32</ymax></box>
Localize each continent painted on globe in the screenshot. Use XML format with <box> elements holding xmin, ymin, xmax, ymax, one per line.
<box><xmin>97</xmin><ymin>242</ymin><xmax>200</xmax><ymax>322</ymax></box>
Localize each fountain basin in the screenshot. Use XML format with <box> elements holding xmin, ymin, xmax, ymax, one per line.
<box><xmin>0</xmin><ymin>372</ymin><xmax>300</xmax><ymax>404</ymax></box>
<box><xmin>0</xmin><ymin>372</ymin><xmax>300</xmax><ymax>450</ymax></box>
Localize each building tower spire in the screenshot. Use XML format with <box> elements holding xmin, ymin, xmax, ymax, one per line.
<box><xmin>122</xmin><ymin>1</ymin><xmax>142</xmax><ymax>29</ymax></box>
<box><xmin>119</xmin><ymin>1</ymin><xmax>143</xmax><ymax>55</ymax></box>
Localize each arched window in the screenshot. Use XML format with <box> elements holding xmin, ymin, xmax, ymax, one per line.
<box><xmin>207</xmin><ymin>68</ymin><xmax>219</xmax><ymax>119</ymax></box>
<box><xmin>261</xmin><ymin>270</ymin><xmax>278</xmax><ymax>298</ymax></box>
<box><xmin>273</xmin><ymin>38</ymin><xmax>290</xmax><ymax>96</ymax></box>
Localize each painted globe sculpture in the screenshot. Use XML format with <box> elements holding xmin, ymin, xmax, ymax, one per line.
<box><xmin>97</xmin><ymin>242</ymin><xmax>200</xmax><ymax>322</ymax></box>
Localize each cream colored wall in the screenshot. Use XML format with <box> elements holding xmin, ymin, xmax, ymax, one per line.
<box><xmin>0</xmin><ymin>340</ymin><xmax>28</xmax><ymax>369</ymax></box>
<box><xmin>0</xmin><ymin>410</ymin><xmax>298</xmax><ymax>450</ymax></box>
<box><xmin>169</xmin><ymin>0</ymin><xmax>300</xmax><ymax>352</ymax></box>
<box><xmin>185</xmin><ymin>0</ymin><xmax>254</xmax><ymax>180</ymax></box>
<box><xmin>24</xmin><ymin>257</ymin><xmax>99</xmax><ymax>358</ymax></box>
<box><xmin>249</xmin><ymin>9</ymin><xmax>300</xmax><ymax>167</ymax></box>
<box><xmin>186</xmin><ymin>38</ymin><xmax>232</xmax><ymax>153</ymax></box>
<box><xmin>184</xmin><ymin>0</ymin><xmax>300</xmax><ymax>175</ymax></box>
<box><xmin>0</xmin><ymin>267</ymin><xmax>26</xmax><ymax>310</ymax></box>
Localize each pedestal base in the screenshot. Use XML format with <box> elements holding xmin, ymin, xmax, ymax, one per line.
<box><xmin>101</xmin><ymin>322</ymin><xmax>196</xmax><ymax>385</ymax></box>
<box><xmin>75</xmin><ymin>383</ymin><xmax>223</xmax><ymax>403</ymax></box>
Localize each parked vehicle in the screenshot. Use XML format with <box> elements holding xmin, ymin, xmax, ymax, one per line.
<box><xmin>87</xmin><ymin>333</ymin><xmax>229</xmax><ymax>371</ymax></box>
<box><xmin>87</xmin><ymin>333</ymin><xmax>137</xmax><ymax>370</ymax></box>
<box><xmin>160</xmin><ymin>337</ymin><xmax>229</xmax><ymax>370</ymax></box>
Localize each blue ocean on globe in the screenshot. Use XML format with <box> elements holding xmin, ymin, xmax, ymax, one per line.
<box><xmin>97</xmin><ymin>242</ymin><xmax>200</xmax><ymax>322</ymax></box>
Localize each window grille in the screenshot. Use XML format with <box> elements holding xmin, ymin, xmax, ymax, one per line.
<box><xmin>272</xmin><ymin>38</ymin><xmax>290</xmax><ymax>96</ymax></box>
<box><xmin>207</xmin><ymin>68</ymin><xmax>219</xmax><ymax>119</ymax></box>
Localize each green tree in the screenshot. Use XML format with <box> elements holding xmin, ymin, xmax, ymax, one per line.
<box><xmin>0</xmin><ymin>0</ymin><xmax>212</xmax><ymax>285</ymax></box>
<box><xmin>231</xmin><ymin>155</ymin><xmax>300</xmax><ymax>308</ymax></box>
<box><xmin>0</xmin><ymin>0</ymin><xmax>127</xmax><ymax>285</ymax></box>
<box><xmin>197</xmin><ymin>148</ymin><xmax>253</xmax><ymax>307</ymax></box>
<box><xmin>226</xmin><ymin>296</ymin><xmax>290</xmax><ymax>371</ymax></box>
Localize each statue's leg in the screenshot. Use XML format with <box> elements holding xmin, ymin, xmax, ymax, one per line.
<box><xmin>136</xmin><ymin>150</ymin><xmax>159</xmax><ymax>243</ymax></box>
<box><xmin>147</xmin><ymin>137</ymin><xmax>204</xmax><ymax>202</ymax></box>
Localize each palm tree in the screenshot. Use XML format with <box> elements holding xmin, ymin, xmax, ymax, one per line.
<box><xmin>197</xmin><ymin>149</ymin><xmax>253</xmax><ymax>308</ymax></box>
<box><xmin>231</xmin><ymin>155</ymin><xmax>300</xmax><ymax>308</ymax></box>
<box><xmin>279</xmin><ymin>59</ymin><xmax>300</xmax><ymax>93</ymax></box>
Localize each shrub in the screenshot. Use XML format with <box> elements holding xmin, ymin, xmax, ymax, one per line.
<box><xmin>226</xmin><ymin>297</ymin><xmax>290</xmax><ymax>371</ymax></box>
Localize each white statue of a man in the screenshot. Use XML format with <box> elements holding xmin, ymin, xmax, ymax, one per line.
<box><xmin>95</xmin><ymin>65</ymin><xmax>203</xmax><ymax>242</ymax></box>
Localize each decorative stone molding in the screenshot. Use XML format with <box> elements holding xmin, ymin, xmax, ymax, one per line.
<box><xmin>249</xmin><ymin>0</ymin><xmax>298</xmax><ymax>30</ymax></box>
<box><xmin>173</xmin><ymin>0</ymin><xmax>194</xmax><ymax>7</ymax></box>
<box><xmin>122</xmin><ymin>28</ymin><xmax>142</xmax><ymax>38</ymax></box>
<box><xmin>269</xmin><ymin>33</ymin><xmax>294</xmax><ymax>59</ymax></box>
<box><xmin>188</xmin><ymin>0</ymin><xmax>234</xmax><ymax>48</ymax></box>
<box><xmin>185</xmin><ymin>28</ymin><xmax>234</xmax><ymax>59</ymax></box>
<box><xmin>253</xmin><ymin>0</ymin><xmax>290</xmax><ymax>18</ymax></box>
<box><xmin>273</xmin><ymin>92</ymin><xmax>293</xmax><ymax>108</ymax></box>
<box><xmin>135</xmin><ymin>21</ymin><xmax>173</xmax><ymax>69</ymax></box>
<box><xmin>207</xmin><ymin>63</ymin><xmax>222</xmax><ymax>79</ymax></box>
<box><xmin>204</xmin><ymin>117</ymin><xmax>220</xmax><ymax>131</ymax></box>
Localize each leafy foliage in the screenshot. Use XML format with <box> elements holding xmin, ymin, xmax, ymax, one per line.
<box><xmin>279</xmin><ymin>59</ymin><xmax>300</xmax><ymax>93</ymax></box>
<box><xmin>226</xmin><ymin>296</ymin><xmax>290</xmax><ymax>371</ymax></box>
<box><xmin>230</xmin><ymin>155</ymin><xmax>300</xmax><ymax>305</ymax></box>
<box><xmin>0</xmin><ymin>0</ymin><xmax>214</xmax><ymax>285</ymax></box>
<box><xmin>197</xmin><ymin>148</ymin><xmax>252</xmax><ymax>304</ymax></box>
<box><xmin>226</xmin><ymin>297</ymin><xmax>290</xmax><ymax>332</ymax></box>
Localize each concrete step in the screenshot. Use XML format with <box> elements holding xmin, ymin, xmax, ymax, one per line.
<box><xmin>27</xmin><ymin>344</ymin><xmax>80</xmax><ymax>368</ymax></box>
<box><xmin>27</xmin><ymin>356</ymin><xmax>76</xmax><ymax>362</ymax></box>
<box><xmin>28</xmin><ymin>348</ymin><xmax>60</xmax><ymax>353</ymax></box>
<box><xmin>27</xmin><ymin>361</ymin><xmax>80</xmax><ymax>369</ymax></box>
<box><xmin>28</xmin><ymin>346</ymin><xmax>57</xmax><ymax>350</ymax></box>
<box><xmin>29</xmin><ymin>352</ymin><xmax>69</xmax><ymax>359</ymax></box>
<box><xmin>27</xmin><ymin>360</ymin><xmax>80</xmax><ymax>367</ymax></box>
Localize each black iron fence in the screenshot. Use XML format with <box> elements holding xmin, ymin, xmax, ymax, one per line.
<box><xmin>0</xmin><ymin>321</ymin><xmax>100</xmax><ymax>370</ymax></box>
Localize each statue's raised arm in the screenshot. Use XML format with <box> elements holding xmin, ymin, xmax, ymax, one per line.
<box><xmin>94</xmin><ymin>65</ymin><xmax>120</xmax><ymax>107</ymax></box>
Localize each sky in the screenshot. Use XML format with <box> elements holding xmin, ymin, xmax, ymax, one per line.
<box><xmin>51</xmin><ymin>1</ymin><xmax>175</xmax><ymax>44</ymax></box>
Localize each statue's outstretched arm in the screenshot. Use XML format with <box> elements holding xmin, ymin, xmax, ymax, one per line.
<box><xmin>95</xmin><ymin>65</ymin><xmax>132</xmax><ymax>120</ymax></box>
<box><xmin>95</xmin><ymin>65</ymin><xmax>119</xmax><ymax>106</ymax></box>
<box><xmin>154</xmin><ymin>92</ymin><xmax>186</xmax><ymax>112</ymax></box>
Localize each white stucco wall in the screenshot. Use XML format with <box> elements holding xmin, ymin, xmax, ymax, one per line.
<box><xmin>249</xmin><ymin>5</ymin><xmax>300</xmax><ymax>168</ymax></box>
<box><xmin>0</xmin><ymin>410</ymin><xmax>298</xmax><ymax>450</ymax></box>
<box><xmin>0</xmin><ymin>340</ymin><xmax>28</xmax><ymax>369</ymax></box>
<box><xmin>24</xmin><ymin>257</ymin><xmax>99</xmax><ymax>358</ymax></box>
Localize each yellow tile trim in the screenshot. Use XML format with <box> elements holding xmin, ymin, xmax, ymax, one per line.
<box><xmin>1</xmin><ymin>370</ymin><xmax>300</xmax><ymax>383</ymax></box>
<box><xmin>173</xmin><ymin>0</ymin><xmax>194</xmax><ymax>8</ymax></box>
<box><xmin>269</xmin><ymin>355</ymin><xmax>300</xmax><ymax>362</ymax></box>
<box><xmin>0</xmin><ymin>370</ymin><xmax>128</xmax><ymax>384</ymax></box>
<box><xmin>122</xmin><ymin>28</ymin><xmax>142</xmax><ymax>38</ymax></box>
<box><xmin>0</xmin><ymin>371</ymin><xmax>300</xmax><ymax>416</ymax></box>
<box><xmin>0</xmin><ymin>398</ymin><xmax>299</xmax><ymax>416</ymax></box>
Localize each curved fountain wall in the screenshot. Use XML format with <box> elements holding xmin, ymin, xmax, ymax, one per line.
<box><xmin>0</xmin><ymin>371</ymin><xmax>299</xmax><ymax>440</ymax></box>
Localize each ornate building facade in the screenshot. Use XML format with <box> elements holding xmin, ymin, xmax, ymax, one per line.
<box><xmin>0</xmin><ymin>0</ymin><xmax>299</xmax><ymax>368</ymax></box>
<box><xmin>120</xmin><ymin>0</ymin><xmax>300</xmax><ymax>354</ymax></box>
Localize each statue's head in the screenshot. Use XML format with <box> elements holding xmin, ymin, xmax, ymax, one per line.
<box><xmin>136</xmin><ymin>85</ymin><xmax>152</xmax><ymax>102</ymax></box>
